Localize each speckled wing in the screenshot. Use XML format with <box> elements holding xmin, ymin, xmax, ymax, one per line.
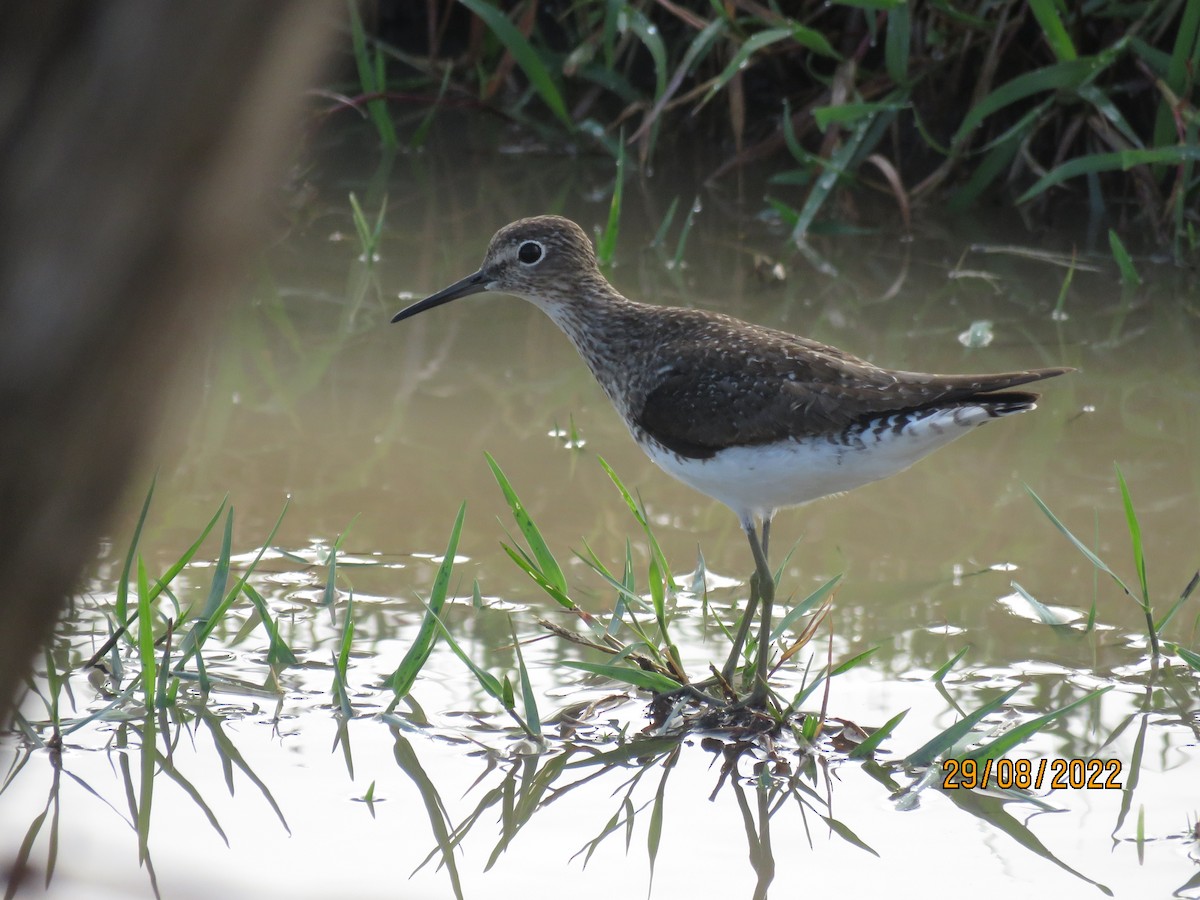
<box><xmin>634</xmin><ymin>331</ymin><xmax>1070</xmax><ymax>459</ymax></box>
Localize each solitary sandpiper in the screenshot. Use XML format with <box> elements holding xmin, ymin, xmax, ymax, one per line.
<box><xmin>392</xmin><ymin>215</ymin><xmax>1071</xmax><ymax>705</ymax></box>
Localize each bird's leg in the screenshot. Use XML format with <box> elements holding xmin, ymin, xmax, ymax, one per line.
<box><xmin>719</xmin><ymin>517</ymin><xmax>764</xmax><ymax>686</ymax></box>
<box><xmin>745</xmin><ymin>522</ymin><xmax>775</xmax><ymax>707</ymax></box>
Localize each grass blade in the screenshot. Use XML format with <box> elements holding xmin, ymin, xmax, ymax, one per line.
<box><xmin>932</xmin><ymin>646</ymin><xmax>970</xmax><ymax>683</ymax></box>
<box><xmin>849</xmin><ymin>708</ymin><xmax>909</xmax><ymax>759</ymax></box>
<box><xmin>458</xmin><ymin>0</ymin><xmax>572</xmax><ymax>129</ymax></box>
<box><xmin>703</xmin><ymin>25</ymin><xmax>838</xmax><ymax>108</ymax></box>
<box><xmin>1024</xmin><ymin>484</ymin><xmax>1132</xmax><ymax>594</ymax></box>
<box><xmin>596</xmin><ymin>137</ymin><xmax>624</xmax><ymax>266</ymax></box>
<box><xmin>136</xmin><ymin>558</ymin><xmax>155</xmax><ymax>711</ymax></box>
<box><xmin>771</xmin><ymin>574</ymin><xmax>841</xmax><ymax>641</ymax></box>
<box><xmin>1028</xmin><ymin>0</ymin><xmax>1077</xmax><ymax>62</ymax></box>
<box><xmin>486</xmin><ymin>453</ymin><xmax>568</xmax><ymax>596</ymax></box>
<box><xmin>1017</xmin><ymin>146</ymin><xmax>1200</xmax><ymax>203</ymax></box>
<box><xmin>905</xmin><ymin>686</ymin><xmax>1021</xmax><ymax>767</ymax></box>
<box><xmin>391</xmin><ymin>502</ymin><xmax>466</xmax><ymax>698</ymax></box>
<box><xmin>1108</xmin><ymin>230</ymin><xmax>1142</xmax><ymax>287</ymax></box>
<box><xmin>116</xmin><ymin>477</ymin><xmax>156</xmax><ymax>625</ymax></box>
<box><xmin>510</xmin><ymin>618</ymin><xmax>541</xmax><ymax>739</ymax></box>
<box><xmin>1116</xmin><ymin>464</ymin><xmax>1158</xmax><ymax>655</ymax></box>
<box><xmin>562</xmin><ymin>660</ymin><xmax>681</xmax><ymax>694</ymax></box>
<box><xmin>965</xmin><ymin>687</ymin><xmax>1111</xmax><ymax>762</ymax></box>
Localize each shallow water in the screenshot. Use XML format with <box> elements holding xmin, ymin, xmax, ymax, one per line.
<box><xmin>3</xmin><ymin>121</ymin><xmax>1199</xmax><ymax>899</ymax></box>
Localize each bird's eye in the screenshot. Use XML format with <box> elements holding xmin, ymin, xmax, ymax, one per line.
<box><xmin>518</xmin><ymin>241</ymin><xmax>544</xmax><ymax>265</ymax></box>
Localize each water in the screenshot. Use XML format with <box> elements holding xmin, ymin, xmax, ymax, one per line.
<box><xmin>3</xmin><ymin>121</ymin><xmax>1199</xmax><ymax>899</ymax></box>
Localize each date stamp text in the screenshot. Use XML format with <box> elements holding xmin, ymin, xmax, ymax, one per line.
<box><xmin>942</xmin><ymin>758</ymin><xmax>1123</xmax><ymax>790</ymax></box>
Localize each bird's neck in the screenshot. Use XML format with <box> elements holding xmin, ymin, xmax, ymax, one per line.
<box><xmin>520</xmin><ymin>276</ymin><xmax>657</xmax><ymax>422</ymax></box>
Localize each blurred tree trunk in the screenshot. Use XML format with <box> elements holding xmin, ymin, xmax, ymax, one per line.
<box><xmin>0</xmin><ymin>3</ymin><xmax>336</xmax><ymax>719</ymax></box>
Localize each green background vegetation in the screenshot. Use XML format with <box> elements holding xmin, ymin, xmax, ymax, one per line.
<box><xmin>353</xmin><ymin>0</ymin><xmax>1200</xmax><ymax>258</ymax></box>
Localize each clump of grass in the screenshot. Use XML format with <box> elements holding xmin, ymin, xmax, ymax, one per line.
<box><xmin>348</xmin><ymin>192</ymin><xmax>387</xmax><ymax>264</ymax></box>
<box><xmin>366</xmin><ymin>2</ymin><xmax>1200</xmax><ymax>258</ymax></box>
<box><xmin>484</xmin><ymin>452</ymin><xmax>861</xmax><ymax>718</ymax></box>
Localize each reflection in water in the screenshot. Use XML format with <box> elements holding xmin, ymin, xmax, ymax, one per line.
<box><xmin>3</xmin><ymin>508</ymin><xmax>1196</xmax><ymax>898</ymax></box>
<box><xmin>22</xmin><ymin>693</ymin><xmax>1129</xmax><ymax>900</ymax></box>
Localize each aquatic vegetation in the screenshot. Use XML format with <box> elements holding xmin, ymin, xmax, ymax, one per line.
<box><xmin>1026</xmin><ymin>465</ymin><xmax>1200</xmax><ymax>662</ymax></box>
<box><xmin>339</xmin><ymin>1</ymin><xmax>1200</xmax><ymax>257</ymax></box>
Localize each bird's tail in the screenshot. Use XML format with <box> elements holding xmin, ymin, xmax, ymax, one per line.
<box><xmin>975</xmin><ymin>391</ymin><xmax>1041</xmax><ymax>417</ymax></box>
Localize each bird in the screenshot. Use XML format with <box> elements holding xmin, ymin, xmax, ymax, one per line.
<box><xmin>391</xmin><ymin>215</ymin><xmax>1071</xmax><ymax>706</ymax></box>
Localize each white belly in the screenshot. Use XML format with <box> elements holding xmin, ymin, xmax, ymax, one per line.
<box><xmin>639</xmin><ymin>404</ymin><xmax>1010</xmax><ymax>524</ymax></box>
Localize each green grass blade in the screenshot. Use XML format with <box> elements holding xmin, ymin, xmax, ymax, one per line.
<box><xmin>790</xmin><ymin>114</ymin><xmax>874</xmax><ymax>239</ymax></box>
<box><xmin>333</xmin><ymin>594</ymin><xmax>355</xmax><ymax>717</ymax></box>
<box><xmin>703</xmin><ymin>25</ymin><xmax>838</xmax><ymax>108</ymax></box>
<box><xmin>509</xmin><ymin>618</ymin><xmax>541</xmax><ymax>740</ymax></box>
<box><xmin>116</xmin><ymin>477</ymin><xmax>156</xmax><ymax>625</ymax></box>
<box><xmin>1028</xmin><ymin>0</ymin><xmax>1076</xmax><ymax>62</ymax></box>
<box><xmin>651</xmin><ymin>197</ymin><xmax>679</xmax><ymax>248</ymax></box>
<box><xmin>154</xmin><ymin>622</ymin><xmax>173</xmax><ymax>709</ymax></box>
<box><xmin>626</xmin><ymin>7</ymin><xmax>667</xmax><ymax>101</ymax></box>
<box><xmin>672</xmin><ymin>198</ymin><xmax>698</xmax><ymax>269</ymax></box>
<box><xmin>1116</xmin><ymin>464</ymin><xmax>1158</xmax><ymax>655</ymax></box>
<box><xmin>830</xmin><ymin>647</ymin><xmax>878</xmax><ymax>676</ymax></box>
<box><xmin>1168</xmin><ymin>642</ymin><xmax>1200</xmax><ymax>672</ymax></box>
<box><xmin>1108</xmin><ymin>230</ymin><xmax>1142</xmax><ymax>287</ymax></box>
<box><xmin>347</xmin><ymin>0</ymin><xmax>398</xmax><ymax>149</ymax></box>
<box><xmin>242</xmin><ymin>584</ymin><xmax>298</xmax><ymax>668</ymax></box>
<box><xmin>1024</xmin><ymin>484</ymin><xmax>1132</xmax><ymax>594</ymax></box>
<box><xmin>486</xmin><ymin>453</ymin><xmax>568</xmax><ymax>596</ymax></box>
<box><xmin>391</xmin><ymin>502</ymin><xmax>466</xmax><ymax>698</ymax></box>
<box><xmin>136</xmin><ymin>557</ymin><xmax>155</xmax><ymax>710</ymax></box>
<box><xmin>954</xmin><ymin>55</ymin><xmax>1116</xmax><ymax>145</ymax></box>
<box><xmin>884</xmin><ymin>4</ymin><xmax>911</xmax><ymax>82</ymax></box>
<box><xmin>500</xmin><ymin>543</ymin><xmax>576</xmax><ymax>610</ymax></box>
<box><xmin>1077</xmin><ymin>84</ymin><xmax>1143</xmax><ymax>149</ymax></box>
<box><xmin>192</xmin><ymin>497</ymin><xmax>291</xmax><ymax>652</ymax></box>
<box><xmin>772</xmin><ymin>574</ymin><xmax>841</xmax><ymax>641</ymax></box>
<box><xmin>1115</xmin><ymin>465</ymin><xmax>1149</xmax><ymax>608</ymax></box>
<box><xmin>1153</xmin><ymin>0</ymin><xmax>1200</xmax><ymax>147</ymax></box>
<box><xmin>848</xmin><ymin>708</ymin><xmax>908</xmax><ymax>759</ymax></box>
<box><xmin>321</xmin><ymin>537</ymin><xmax>339</xmax><ymax>610</ymax></box>
<box><xmin>932</xmin><ymin>646</ymin><xmax>970</xmax><ymax>682</ymax></box>
<box><xmin>411</xmin><ymin>65</ymin><xmax>451</xmax><ymax>149</ymax></box>
<box><xmin>1155</xmin><ymin>570</ymin><xmax>1198</xmax><ymax>633</ymax></box>
<box><xmin>1017</xmin><ymin>146</ymin><xmax>1200</xmax><ymax>203</ymax></box>
<box><xmin>965</xmin><ymin>687</ymin><xmax>1111</xmax><ymax>762</ymax></box>
<box><xmin>596</xmin><ymin>137</ymin><xmax>624</xmax><ymax>266</ymax></box>
<box><xmin>145</xmin><ymin>498</ymin><xmax>228</xmax><ymax>610</ymax></box>
<box><xmin>458</xmin><ymin>0</ymin><xmax>573</xmax><ymax>130</ymax></box>
<box><xmin>562</xmin><ymin>660</ymin><xmax>681</xmax><ymax>694</ymax></box>
<box><xmin>597</xmin><ymin>457</ymin><xmax>675</xmax><ymax>588</ymax></box>
<box><xmin>813</xmin><ymin>101</ymin><xmax>908</xmax><ymax>132</ymax></box>
<box><xmin>904</xmin><ymin>686</ymin><xmax>1021</xmax><ymax>767</ymax></box>
<box><xmin>425</xmin><ymin>602</ymin><xmax>534</xmax><ymax>738</ymax></box>
<box><xmin>202</xmin><ymin>509</ymin><xmax>234</xmax><ymax>621</ymax></box>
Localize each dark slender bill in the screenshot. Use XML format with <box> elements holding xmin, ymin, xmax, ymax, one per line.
<box><xmin>392</xmin><ymin>270</ymin><xmax>489</xmax><ymax>323</ymax></box>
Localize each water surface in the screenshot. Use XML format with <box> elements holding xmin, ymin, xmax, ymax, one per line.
<box><xmin>4</xmin><ymin>123</ymin><xmax>1199</xmax><ymax>899</ymax></box>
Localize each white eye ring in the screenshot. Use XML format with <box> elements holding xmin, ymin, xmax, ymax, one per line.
<box><xmin>517</xmin><ymin>240</ymin><xmax>545</xmax><ymax>265</ymax></box>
